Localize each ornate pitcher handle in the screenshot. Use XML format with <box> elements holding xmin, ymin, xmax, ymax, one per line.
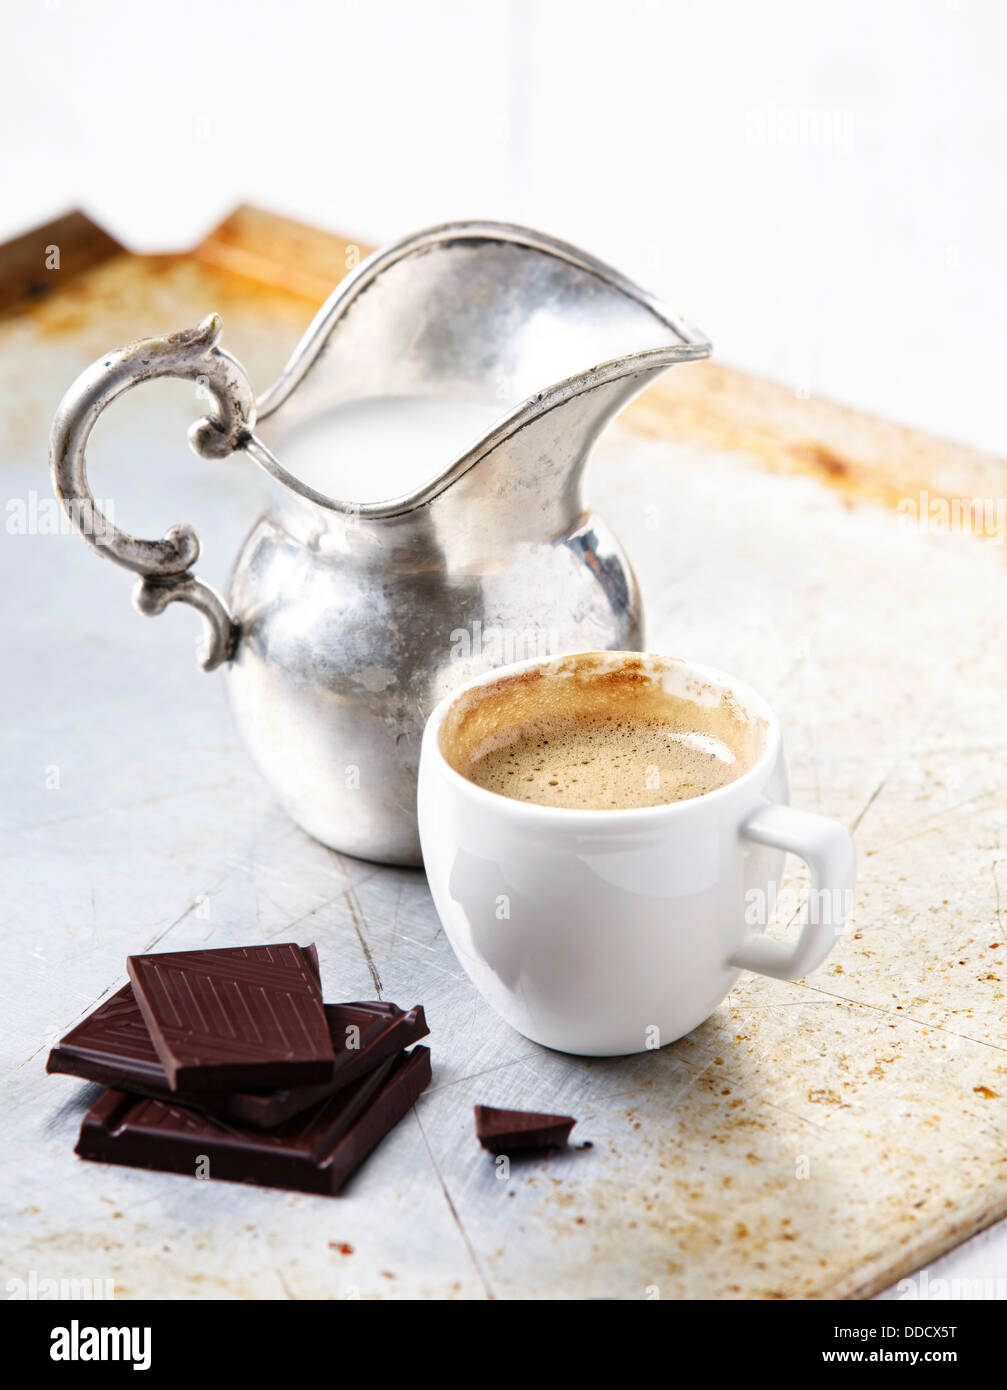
<box><xmin>49</xmin><ymin>314</ymin><xmax>255</xmax><ymax>671</ymax></box>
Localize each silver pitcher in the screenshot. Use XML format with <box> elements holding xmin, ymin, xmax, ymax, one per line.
<box><xmin>50</xmin><ymin>222</ymin><xmax>710</xmax><ymax>865</ymax></box>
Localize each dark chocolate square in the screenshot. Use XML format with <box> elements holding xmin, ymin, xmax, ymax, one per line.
<box><xmin>126</xmin><ymin>943</ymin><xmax>335</xmax><ymax>1091</ymax></box>
<box><xmin>75</xmin><ymin>1046</ymin><xmax>432</xmax><ymax>1196</ymax></box>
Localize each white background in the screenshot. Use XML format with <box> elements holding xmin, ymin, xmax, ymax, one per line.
<box><xmin>2</xmin><ymin>0</ymin><xmax>1004</xmax><ymax>453</ymax></box>
<box><xmin>2</xmin><ymin>0</ymin><xmax>1005</xmax><ymax>1297</ymax></box>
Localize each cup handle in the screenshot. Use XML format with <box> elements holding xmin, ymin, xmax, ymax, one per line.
<box><xmin>49</xmin><ymin>314</ymin><xmax>255</xmax><ymax>671</ymax></box>
<box><xmin>729</xmin><ymin>804</ymin><xmax>857</xmax><ymax>981</ymax></box>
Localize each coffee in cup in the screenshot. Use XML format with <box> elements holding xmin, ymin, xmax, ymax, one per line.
<box><xmin>441</xmin><ymin>657</ymin><xmax>761</xmax><ymax>809</ymax></box>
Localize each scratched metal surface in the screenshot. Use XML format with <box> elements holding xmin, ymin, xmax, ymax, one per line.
<box><xmin>2</xmin><ymin>254</ymin><xmax>1007</xmax><ymax>1300</ymax></box>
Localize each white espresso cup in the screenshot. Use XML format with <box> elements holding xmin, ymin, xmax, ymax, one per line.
<box><xmin>418</xmin><ymin>651</ymin><xmax>856</xmax><ymax>1056</ymax></box>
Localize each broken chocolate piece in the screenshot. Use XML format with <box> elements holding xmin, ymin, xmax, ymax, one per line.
<box><xmin>126</xmin><ymin>943</ymin><xmax>335</xmax><ymax>1091</ymax></box>
<box><xmin>75</xmin><ymin>1046</ymin><xmax>431</xmax><ymax>1196</ymax></box>
<box><xmin>474</xmin><ymin>1105</ymin><xmax>576</xmax><ymax>1154</ymax></box>
<box><xmin>47</xmin><ymin>987</ymin><xmax>428</xmax><ymax>1129</ymax></box>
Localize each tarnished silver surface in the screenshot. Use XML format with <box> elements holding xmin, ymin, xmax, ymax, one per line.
<box><xmin>49</xmin><ymin>222</ymin><xmax>710</xmax><ymax>864</ymax></box>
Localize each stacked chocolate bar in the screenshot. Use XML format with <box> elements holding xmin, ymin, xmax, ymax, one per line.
<box><xmin>47</xmin><ymin>943</ymin><xmax>429</xmax><ymax>1196</ymax></box>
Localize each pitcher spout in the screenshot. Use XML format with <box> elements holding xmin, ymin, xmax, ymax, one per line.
<box><xmin>245</xmin><ymin>221</ymin><xmax>711</xmax><ymax>521</ymax></box>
